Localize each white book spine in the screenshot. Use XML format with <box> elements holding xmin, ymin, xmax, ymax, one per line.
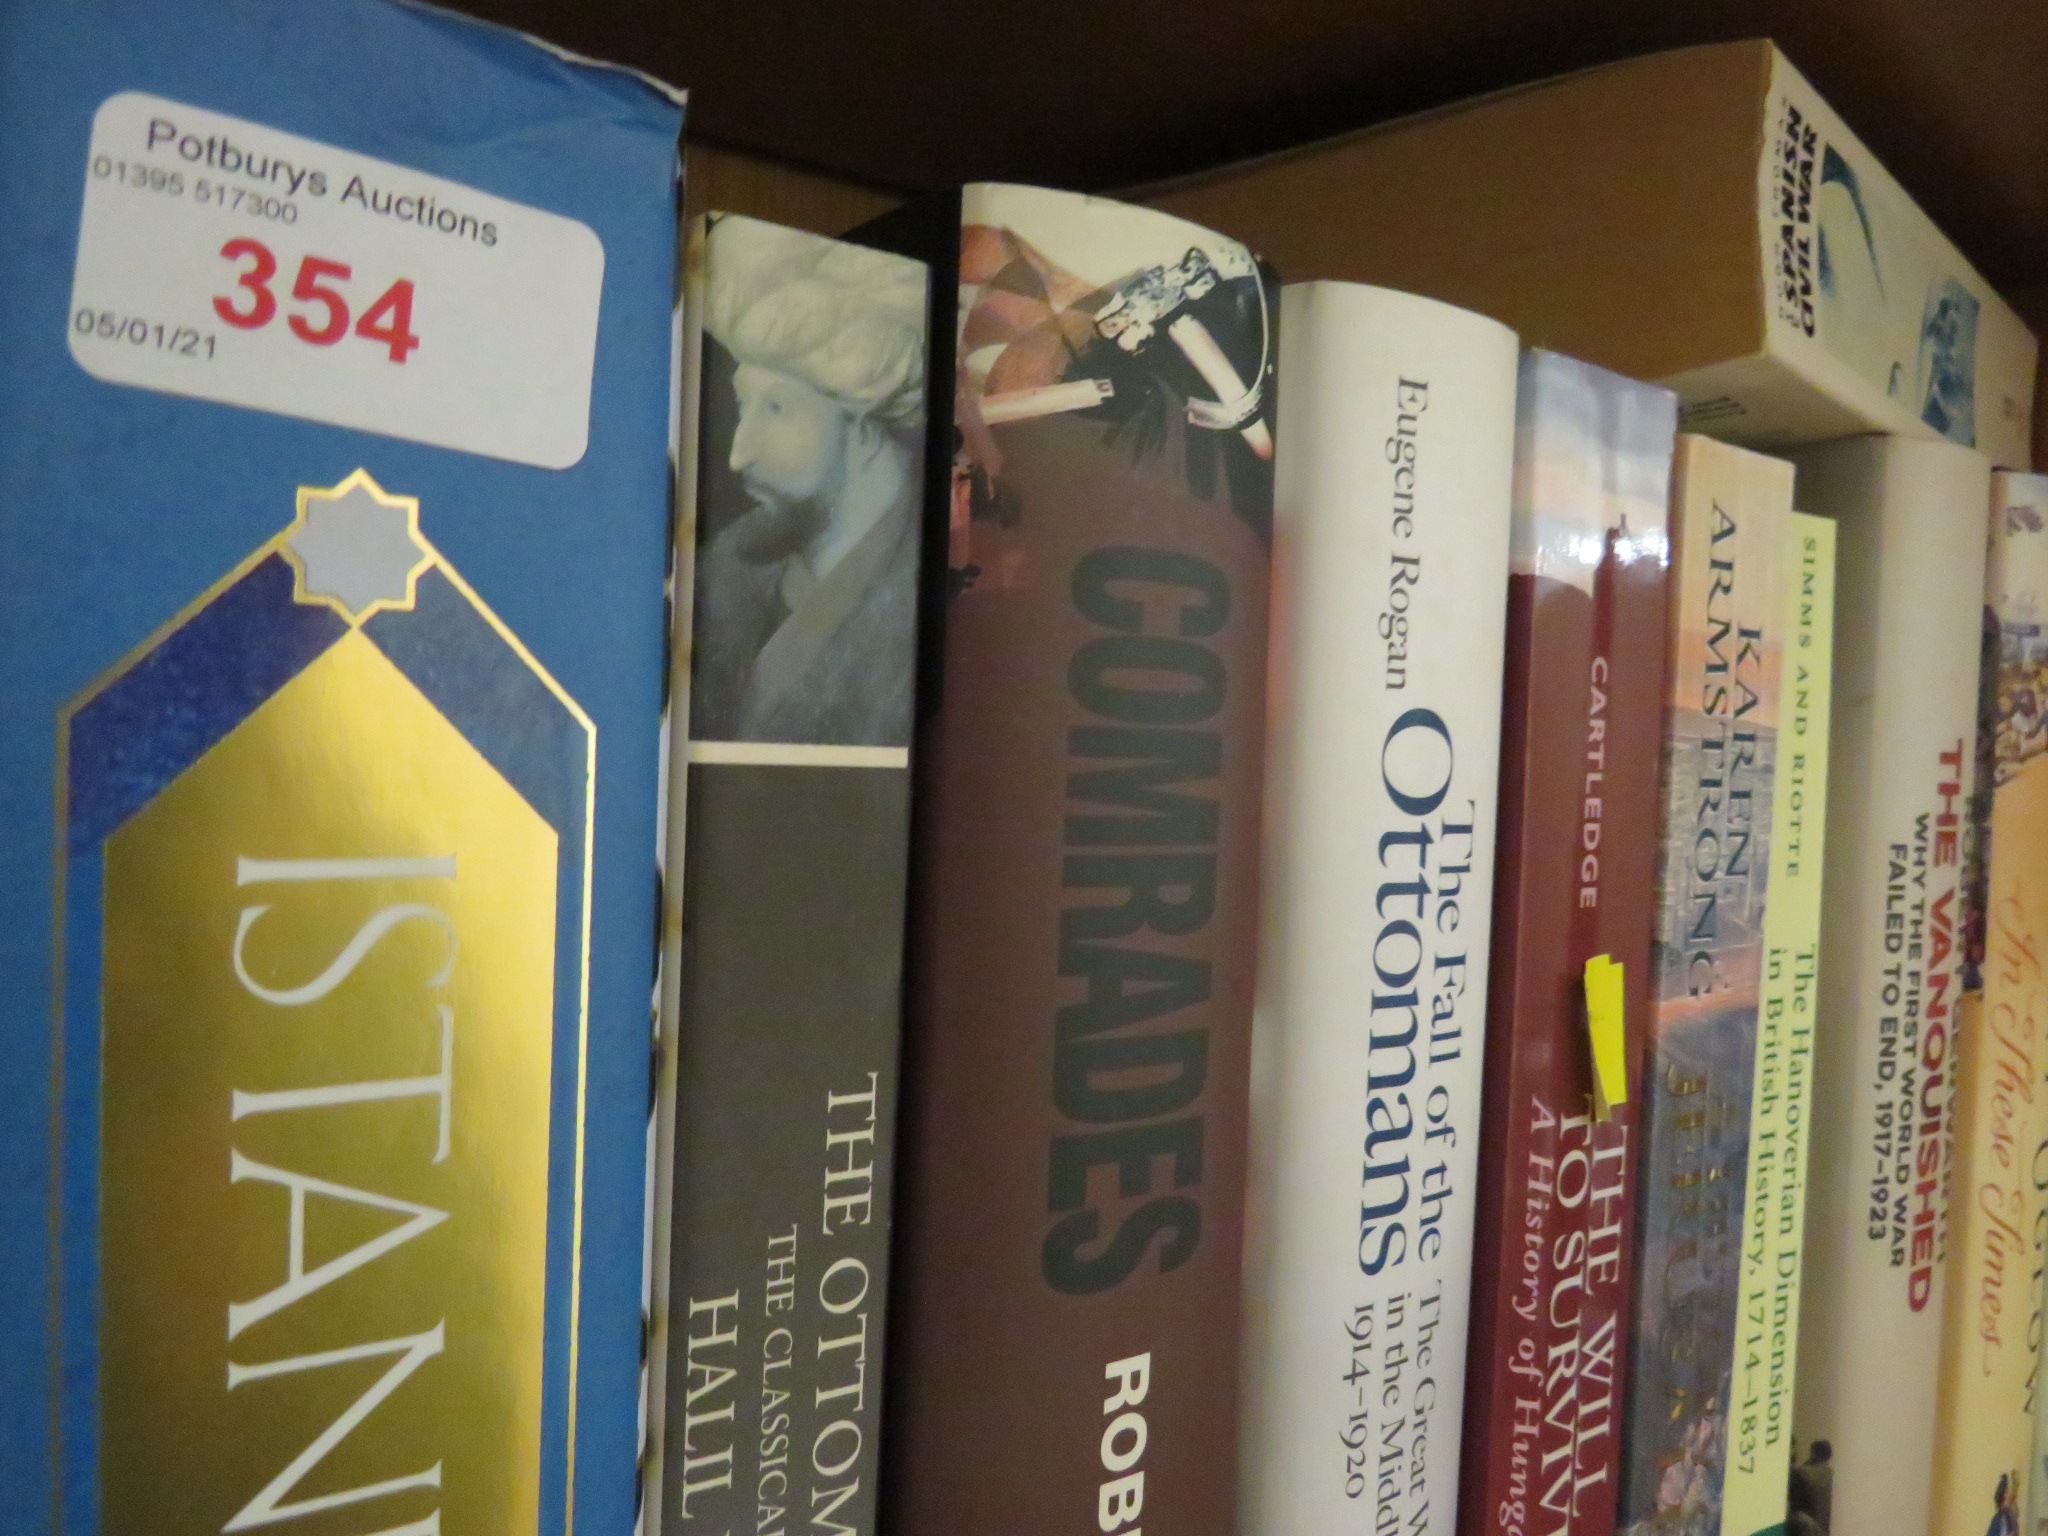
<box><xmin>1788</xmin><ymin>435</ymin><xmax>1991</xmax><ymax>1536</ymax></box>
<box><xmin>1242</xmin><ymin>281</ymin><xmax>1517</xmax><ymax>1535</ymax></box>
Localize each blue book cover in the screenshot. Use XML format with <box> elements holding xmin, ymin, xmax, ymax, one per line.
<box><xmin>0</xmin><ymin>2</ymin><xmax>683</xmax><ymax>1531</ymax></box>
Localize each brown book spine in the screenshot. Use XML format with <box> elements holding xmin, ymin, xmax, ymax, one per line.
<box><xmin>859</xmin><ymin>185</ymin><xmax>1274</xmax><ymax>1536</ymax></box>
<box><xmin>1458</xmin><ymin>352</ymin><xmax>1677</xmax><ymax>1536</ymax></box>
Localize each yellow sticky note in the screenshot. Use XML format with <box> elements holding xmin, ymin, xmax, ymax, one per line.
<box><xmin>1583</xmin><ymin>955</ymin><xmax>1628</xmax><ymax>1121</ymax></box>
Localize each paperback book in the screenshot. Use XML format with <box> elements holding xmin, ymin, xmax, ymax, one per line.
<box><xmin>1720</xmin><ymin>512</ymin><xmax>1835</xmax><ymax>1536</ymax></box>
<box><xmin>1148</xmin><ymin>41</ymin><xmax>2038</xmax><ymax>469</ymax></box>
<box><xmin>1244</xmin><ymin>280</ymin><xmax>1517</xmax><ymax>1536</ymax></box>
<box><xmin>1460</xmin><ymin>350</ymin><xmax>1678</xmax><ymax>1536</ymax></box>
<box><xmin>855</xmin><ymin>185</ymin><xmax>1276</xmax><ymax>1536</ymax></box>
<box><xmin>645</xmin><ymin>214</ymin><xmax>929</xmax><ymax>1536</ymax></box>
<box><xmin>1789</xmin><ymin>435</ymin><xmax>1992</xmax><ymax>1536</ymax></box>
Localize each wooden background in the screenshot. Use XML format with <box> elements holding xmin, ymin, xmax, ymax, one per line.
<box><xmin>450</xmin><ymin>0</ymin><xmax>2045</xmax><ymax>291</ymax></box>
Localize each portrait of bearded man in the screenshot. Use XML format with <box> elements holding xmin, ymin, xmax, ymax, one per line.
<box><xmin>688</xmin><ymin>215</ymin><xmax>928</xmax><ymax>748</ymax></box>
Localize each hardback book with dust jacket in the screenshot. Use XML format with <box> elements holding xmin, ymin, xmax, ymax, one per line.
<box><xmin>1247</xmin><ymin>280</ymin><xmax>1517</xmax><ymax>1536</ymax></box>
<box><xmin>1618</xmin><ymin>434</ymin><xmax>1792</xmax><ymax>1535</ymax></box>
<box><xmin>1788</xmin><ymin>435</ymin><xmax>1992</xmax><ymax>1535</ymax></box>
<box><xmin>1930</xmin><ymin>468</ymin><xmax>2048</xmax><ymax>1536</ymax></box>
<box><xmin>855</xmin><ymin>184</ymin><xmax>1275</xmax><ymax>1536</ymax></box>
<box><xmin>1461</xmin><ymin>350</ymin><xmax>1678</xmax><ymax>1536</ymax></box>
<box><xmin>645</xmin><ymin>212</ymin><xmax>928</xmax><ymax>1536</ymax></box>
<box><xmin>0</xmin><ymin>0</ymin><xmax>684</xmax><ymax>1528</ymax></box>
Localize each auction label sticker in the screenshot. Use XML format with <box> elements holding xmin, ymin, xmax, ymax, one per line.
<box><xmin>69</xmin><ymin>92</ymin><xmax>605</xmax><ymax>469</ymax></box>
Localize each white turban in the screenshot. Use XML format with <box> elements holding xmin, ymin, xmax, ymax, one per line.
<box><xmin>703</xmin><ymin>213</ymin><xmax>928</xmax><ymax>427</ymax></box>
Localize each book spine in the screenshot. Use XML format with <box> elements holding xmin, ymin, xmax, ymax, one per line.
<box><xmin>648</xmin><ymin>214</ymin><xmax>930</xmax><ymax>1536</ymax></box>
<box><xmin>1758</xmin><ymin>51</ymin><xmax>2039</xmax><ymax>471</ymax></box>
<box><xmin>1932</xmin><ymin>470</ymin><xmax>2048</xmax><ymax>1533</ymax></box>
<box><xmin>1789</xmin><ymin>435</ymin><xmax>1990</xmax><ymax>1536</ymax></box>
<box><xmin>1620</xmin><ymin>436</ymin><xmax>1791</xmax><ymax>1534</ymax></box>
<box><xmin>1459</xmin><ymin>350</ymin><xmax>1678</xmax><ymax>1536</ymax></box>
<box><xmin>17</xmin><ymin>12</ymin><xmax>683</xmax><ymax>1528</ymax></box>
<box><xmin>1720</xmin><ymin>512</ymin><xmax>1836</xmax><ymax>1536</ymax></box>
<box><xmin>1241</xmin><ymin>282</ymin><xmax>1516</xmax><ymax>1536</ymax></box>
<box><xmin>641</xmin><ymin>208</ymin><xmax>713</xmax><ymax>1536</ymax></box>
<box><xmin>872</xmin><ymin>185</ymin><xmax>1275</xmax><ymax>1536</ymax></box>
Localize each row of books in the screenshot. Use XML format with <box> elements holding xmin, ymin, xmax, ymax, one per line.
<box><xmin>650</xmin><ymin>188</ymin><xmax>2045</xmax><ymax>1536</ymax></box>
<box><xmin>3</xmin><ymin>3</ymin><xmax>2043</xmax><ymax>1536</ymax></box>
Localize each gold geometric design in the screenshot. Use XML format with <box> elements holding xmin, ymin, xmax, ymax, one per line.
<box><xmin>52</xmin><ymin>474</ymin><xmax>605</xmax><ymax>1534</ymax></box>
<box><xmin>99</xmin><ymin>630</ymin><xmax>554</xmax><ymax>1536</ymax></box>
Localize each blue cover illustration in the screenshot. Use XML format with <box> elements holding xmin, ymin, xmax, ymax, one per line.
<box><xmin>1814</xmin><ymin>146</ymin><xmax>1980</xmax><ymax>448</ymax></box>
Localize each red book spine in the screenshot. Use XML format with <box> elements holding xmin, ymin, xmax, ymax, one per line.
<box><xmin>861</xmin><ymin>186</ymin><xmax>1275</xmax><ymax>1536</ymax></box>
<box><xmin>1459</xmin><ymin>352</ymin><xmax>1676</xmax><ymax>1536</ymax></box>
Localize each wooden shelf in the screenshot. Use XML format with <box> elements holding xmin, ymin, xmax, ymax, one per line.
<box><xmin>451</xmin><ymin>0</ymin><xmax>2046</xmax><ymax>292</ymax></box>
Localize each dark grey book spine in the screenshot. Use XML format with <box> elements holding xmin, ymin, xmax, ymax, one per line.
<box><xmin>649</xmin><ymin>213</ymin><xmax>929</xmax><ymax>1536</ymax></box>
<box><xmin>661</xmin><ymin>765</ymin><xmax>910</xmax><ymax>1536</ymax></box>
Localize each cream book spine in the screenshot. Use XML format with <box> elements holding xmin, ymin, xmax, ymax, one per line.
<box><xmin>1788</xmin><ymin>435</ymin><xmax>1991</xmax><ymax>1535</ymax></box>
<box><xmin>1720</xmin><ymin>512</ymin><xmax>1835</xmax><ymax>1536</ymax></box>
<box><xmin>1934</xmin><ymin>470</ymin><xmax>2048</xmax><ymax>1536</ymax></box>
<box><xmin>1243</xmin><ymin>280</ymin><xmax>1517</xmax><ymax>1536</ymax></box>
